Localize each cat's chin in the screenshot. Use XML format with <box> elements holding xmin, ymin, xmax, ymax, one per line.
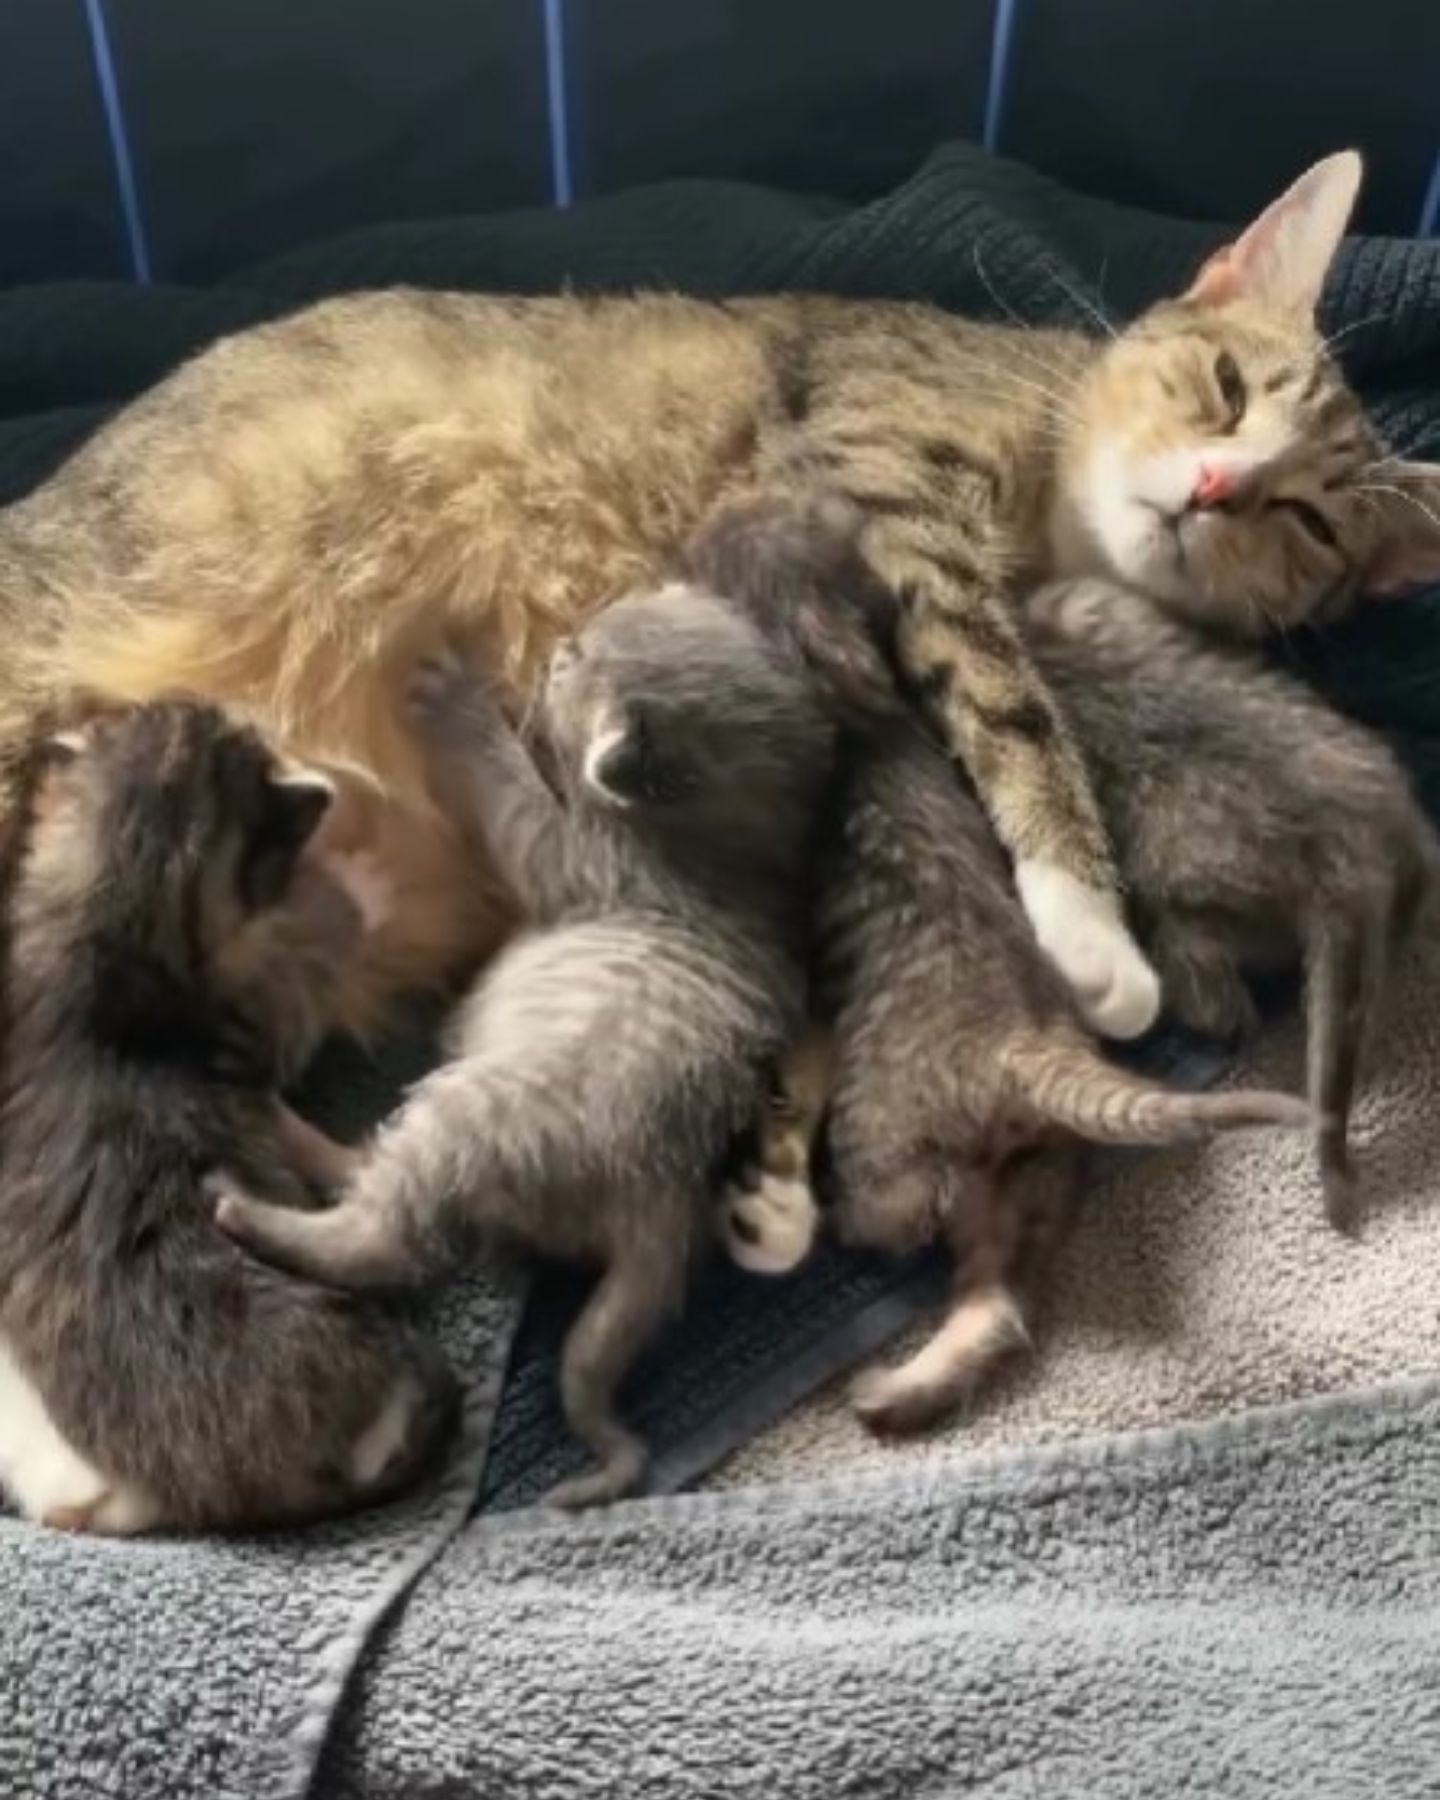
<box><xmin>1052</xmin><ymin>485</ymin><xmax>1189</xmax><ymax>606</ymax></box>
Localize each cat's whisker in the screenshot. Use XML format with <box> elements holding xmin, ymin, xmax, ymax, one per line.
<box><xmin>1313</xmin><ymin>310</ymin><xmax>1391</xmax><ymax>365</ymax></box>
<box><xmin>941</xmin><ymin>369</ymin><xmax>1088</xmax><ymax>436</ymax></box>
<box><xmin>1245</xmin><ymin>591</ymin><xmax>1291</xmax><ymax>643</ymax></box>
<box><xmin>970</xmin><ymin>242</ymin><xmax>1039</xmax><ymax>333</ymax></box>
<box><xmin>969</xmin><ymin>245</ymin><xmax>1094</xmax><ymax>394</ymax></box>
<box><xmin>963</xmin><ymin>355</ymin><xmax>1088</xmax><ymax>419</ymax></box>
<box><xmin>1038</xmin><ymin>258</ymin><xmax>1118</xmax><ymax>342</ymax></box>
<box><xmin>1356</xmin><ymin>482</ymin><xmax>1440</xmax><ymax>536</ymax></box>
<box><xmin>948</xmin><ymin>358</ymin><xmax>1090</xmax><ymax>427</ymax></box>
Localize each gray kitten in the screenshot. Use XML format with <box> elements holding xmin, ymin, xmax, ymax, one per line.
<box><xmin>0</xmin><ymin>699</ymin><xmax>455</xmax><ymax>1535</ymax></box>
<box><xmin>695</xmin><ymin>497</ymin><xmax>1311</xmax><ymax>1435</ymax></box>
<box><xmin>1026</xmin><ymin>575</ymin><xmax>1438</xmax><ymax>1227</ymax></box>
<box><xmin>217</xmin><ymin>585</ymin><xmax>833</xmax><ymax>1508</ymax></box>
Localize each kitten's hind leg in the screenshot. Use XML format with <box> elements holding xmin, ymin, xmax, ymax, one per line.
<box><xmin>849</xmin><ymin>1150</ymin><xmax>1078</xmax><ymax>1435</ymax></box>
<box><xmin>213</xmin><ymin>1177</ymin><xmax>421</xmax><ymax>1290</ymax></box>
<box><xmin>275</xmin><ymin>1103</ymin><xmax>362</xmax><ymax>1189</ymax></box>
<box><xmin>544</xmin><ymin>1246</ymin><xmax>685</xmax><ymax>1510</ymax></box>
<box><xmin>1146</xmin><ymin>912</ymin><xmax>1257</xmax><ymax>1043</ymax></box>
<box><xmin>850</xmin><ymin>1280</ymin><xmax>1027</xmax><ymax>1436</ymax></box>
<box><xmin>721</xmin><ymin>1027</ymin><xmax>832</xmax><ymax>1275</ymax></box>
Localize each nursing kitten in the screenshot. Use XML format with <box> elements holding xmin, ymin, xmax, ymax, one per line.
<box><xmin>0</xmin><ymin>699</ymin><xmax>455</xmax><ymax>1534</ymax></box>
<box><xmin>217</xmin><ymin>584</ymin><xmax>832</xmax><ymax>1509</ymax></box>
<box><xmin>1025</xmin><ymin>575</ymin><xmax>1437</xmax><ymax>1228</ymax></box>
<box><xmin>693</xmin><ymin>495</ymin><xmax>1310</xmax><ymax>1435</ymax></box>
<box><xmin>3</xmin><ymin>154</ymin><xmax>1431</xmax><ymax>1043</ymax></box>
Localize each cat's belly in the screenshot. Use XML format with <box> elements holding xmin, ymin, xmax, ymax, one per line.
<box><xmin>19</xmin><ymin>294</ymin><xmax>774</xmax><ymax>1032</ymax></box>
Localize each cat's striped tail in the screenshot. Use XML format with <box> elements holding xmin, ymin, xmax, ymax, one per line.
<box><xmin>1002</xmin><ymin>1033</ymin><xmax>1310</xmax><ymax>1147</ymax></box>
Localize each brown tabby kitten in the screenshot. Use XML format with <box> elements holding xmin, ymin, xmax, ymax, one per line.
<box><xmin>1024</xmin><ymin>575</ymin><xmax>1437</xmax><ymax>1229</ymax></box>
<box><xmin>0</xmin><ymin>700</ymin><xmax>455</xmax><ymax>1534</ymax></box>
<box><xmin>1</xmin><ymin>152</ymin><xmax>1435</xmax><ymax>1040</ymax></box>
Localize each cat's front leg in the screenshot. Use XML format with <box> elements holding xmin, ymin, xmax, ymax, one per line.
<box><xmin>863</xmin><ymin>518</ymin><xmax>1160</xmax><ymax>1039</ymax></box>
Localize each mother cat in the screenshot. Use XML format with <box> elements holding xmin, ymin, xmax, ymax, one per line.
<box><xmin>0</xmin><ymin>150</ymin><xmax>1434</xmax><ymax>1038</ymax></box>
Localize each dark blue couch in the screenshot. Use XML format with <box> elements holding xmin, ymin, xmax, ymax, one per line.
<box><xmin>5</xmin><ymin>0</ymin><xmax>1438</xmax><ymax>288</ymax></box>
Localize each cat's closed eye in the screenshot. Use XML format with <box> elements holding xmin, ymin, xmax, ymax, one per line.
<box><xmin>1267</xmin><ymin>495</ymin><xmax>1338</xmax><ymax>548</ymax></box>
<box><xmin>1213</xmin><ymin>351</ymin><xmax>1247</xmax><ymax>431</ymax></box>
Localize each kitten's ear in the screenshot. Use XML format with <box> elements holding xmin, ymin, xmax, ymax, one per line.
<box><xmin>266</xmin><ymin>768</ymin><xmax>335</xmax><ymax>849</ymax></box>
<box><xmin>244</xmin><ymin>769</ymin><xmax>334</xmax><ymax>907</ymax></box>
<box><xmin>1185</xmin><ymin>150</ymin><xmax>1362</xmax><ymax>315</ymax></box>
<box><xmin>1361</xmin><ymin>461</ymin><xmax>1440</xmax><ymax>598</ymax></box>
<box><xmin>45</xmin><ymin>729</ymin><xmax>89</xmax><ymax>765</ymax></box>
<box><xmin>43</xmin><ymin>689</ymin><xmax>124</xmax><ymax>764</ymax></box>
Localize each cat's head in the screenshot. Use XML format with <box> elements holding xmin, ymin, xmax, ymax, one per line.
<box><xmin>12</xmin><ymin>697</ymin><xmax>343</xmax><ymax>1043</ymax></box>
<box><xmin>1054</xmin><ymin>151</ymin><xmax>1440</xmax><ymax>634</ymax></box>
<box><xmin>542</xmin><ymin>582</ymin><xmax>832</xmax><ymax>824</ymax></box>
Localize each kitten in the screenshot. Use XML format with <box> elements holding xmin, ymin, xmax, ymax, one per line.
<box><xmin>216</xmin><ymin>585</ymin><xmax>832</xmax><ymax>1509</ymax></box>
<box><xmin>0</xmin><ymin>700</ymin><xmax>455</xmax><ymax>1534</ymax></box>
<box><xmin>1025</xmin><ymin>575</ymin><xmax>1438</xmax><ymax>1228</ymax></box>
<box><xmin>3</xmin><ymin>156</ymin><xmax>1431</xmax><ymax>1045</ymax></box>
<box><xmin>691</xmin><ymin>496</ymin><xmax>1310</xmax><ymax>1437</ymax></box>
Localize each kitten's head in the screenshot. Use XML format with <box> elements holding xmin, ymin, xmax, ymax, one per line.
<box><xmin>1057</xmin><ymin>151</ymin><xmax>1440</xmax><ymax>634</ymax></box>
<box><xmin>13</xmin><ymin>697</ymin><xmax>343</xmax><ymax>1054</ymax></box>
<box><xmin>542</xmin><ymin>582</ymin><xmax>832</xmax><ymax>825</ymax></box>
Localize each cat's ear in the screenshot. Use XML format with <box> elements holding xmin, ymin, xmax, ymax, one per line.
<box><xmin>1185</xmin><ymin>150</ymin><xmax>1362</xmax><ymax>315</ymax></box>
<box><xmin>1361</xmin><ymin>461</ymin><xmax>1440</xmax><ymax>598</ymax></box>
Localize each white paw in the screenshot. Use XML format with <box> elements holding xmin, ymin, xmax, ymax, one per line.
<box><xmin>1015</xmin><ymin>860</ymin><xmax>1160</xmax><ymax>1040</ymax></box>
<box><xmin>321</xmin><ymin>849</ymin><xmax>393</xmax><ymax>934</ymax></box>
<box><xmin>721</xmin><ymin>1174</ymin><xmax>818</xmax><ymax>1275</ymax></box>
<box><xmin>0</xmin><ymin>1336</ymin><xmax>111</xmax><ymax>1528</ymax></box>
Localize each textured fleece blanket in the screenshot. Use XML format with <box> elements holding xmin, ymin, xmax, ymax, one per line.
<box><xmin>2</xmin><ymin>141</ymin><xmax>1440</xmax><ymax>1798</ymax></box>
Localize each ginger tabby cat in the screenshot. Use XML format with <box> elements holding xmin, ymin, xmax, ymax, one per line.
<box><xmin>0</xmin><ymin>150</ymin><xmax>1434</xmax><ymax>1038</ymax></box>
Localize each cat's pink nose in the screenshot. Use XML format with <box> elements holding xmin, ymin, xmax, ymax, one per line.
<box><xmin>1189</xmin><ymin>463</ymin><xmax>1233</xmax><ymax>510</ymax></box>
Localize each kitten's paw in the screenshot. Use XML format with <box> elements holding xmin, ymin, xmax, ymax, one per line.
<box><xmin>45</xmin><ymin>1485</ymin><xmax>164</xmax><ymax>1537</ymax></box>
<box><xmin>721</xmin><ymin>1173</ymin><xmax>818</xmax><ymax>1275</ymax></box>
<box><xmin>407</xmin><ymin>647</ymin><xmax>497</xmax><ymax>745</ymax></box>
<box><xmin>849</xmin><ymin>1367</ymin><xmax>948</xmax><ymax>1437</ymax></box>
<box><xmin>321</xmin><ymin>849</ymin><xmax>393</xmax><ymax>933</ymax></box>
<box><xmin>543</xmin><ymin>1445</ymin><xmax>646</xmax><ymax>1511</ymax></box>
<box><xmin>0</xmin><ymin>1335</ymin><xmax>120</xmax><ymax>1530</ymax></box>
<box><xmin>1015</xmin><ymin>860</ymin><xmax>1160</xmax><ymax>1040</ymax></box>
<box><xmin>208</xmin><ymin>1175</ymin><xmax>270</xmax><ymax>1248</ymax></box>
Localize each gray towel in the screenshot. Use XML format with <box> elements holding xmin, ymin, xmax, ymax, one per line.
<box><xmin>318</xmin><ymin>1378</ymin><xmax>1440</xmax><ymax>1799</ymax></box>
<box><xmin>0</xmin><ymin>1270</ymin><xmax>518</xmax><ymax>1799</ymax></box>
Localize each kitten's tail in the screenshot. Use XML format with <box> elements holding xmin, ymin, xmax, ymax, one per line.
<box><xmin>1303</xmin><ymin>907</ymin><xmax>1386</xmax><ymax>1230</ymax></box>
<box><xmin>1002</xmin><ymin>1033</ymin><xmax>1310</xmax><ymax>1147</ymax></box>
